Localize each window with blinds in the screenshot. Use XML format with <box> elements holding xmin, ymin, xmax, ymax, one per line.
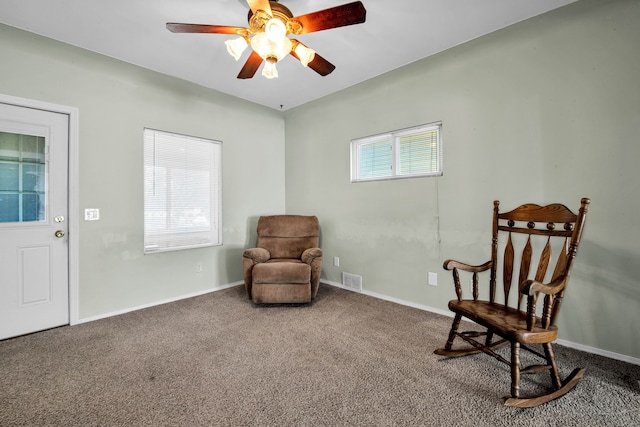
<box><xmin>351</xmin><ymin>122</ymin><xmax>442</xmax><ymax>182</ymax></box>
<box><xmin>143</xmin><ymin>128</ymin><xmax>222</xmax><ymax>254</ymax></box>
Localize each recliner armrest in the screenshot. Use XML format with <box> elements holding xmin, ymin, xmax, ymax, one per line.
<box><xmin>243</xmin><ymin>247</ymin><xmax>270</xmax><ymax>263</ymax></box>
<box><xmin>301</xmin><ymin>248</ymin><xmax>322</xmax><ymax>265</ymax></box>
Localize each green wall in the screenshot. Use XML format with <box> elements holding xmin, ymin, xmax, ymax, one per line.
<box><xmin>284</xmin><ymin>0</ymin><xmax>640</xmax><ymax>360</ymax></box>
<box><xmin>0</xmin><ymin>24</ymin><xmax>286</xmax><ymax>319</ymax></box>
<box><xmin>1</xmin><ymin>0</ymin><xmax>638</xmax><ymax>361</ymax></box>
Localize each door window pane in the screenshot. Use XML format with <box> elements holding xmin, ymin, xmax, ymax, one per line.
<box><xmin>0</xmin><ymin>163</ymin><xmax>19</xmax><ymax>191</ymax></box>
<box><xmin>0</xmin><ymin>131</ymin><xmax>46</xmax><ymax>223</ymax></box>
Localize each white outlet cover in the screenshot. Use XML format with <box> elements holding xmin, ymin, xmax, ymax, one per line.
<box><xmin>428</xmin><ymin>272</ymin><xmax>438</xmax><ymax>286</ymax></box>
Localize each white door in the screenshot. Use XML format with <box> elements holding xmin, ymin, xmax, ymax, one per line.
<box><xmin>0</xmin><ymin>102</ymin><xmax>69</xmax><ymax>340</ymax></box>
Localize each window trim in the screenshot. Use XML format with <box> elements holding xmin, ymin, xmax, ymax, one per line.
<box><xmin>350</xmin><ymin>122</ymin><xmax>442</xmax><ymax>183</ymax></box>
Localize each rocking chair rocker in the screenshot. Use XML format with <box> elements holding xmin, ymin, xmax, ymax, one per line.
<box><xmin>434</xmin><ymin>198</ymin><xmax>590</xmax><ymax>407</ymax></box>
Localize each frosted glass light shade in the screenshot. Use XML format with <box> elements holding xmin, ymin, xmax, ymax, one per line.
<box><xmin>262</xmin><ymin>61</ymin><xmax>278</xmax><ymax>79</ymax></box>
<box><xmin>294</xmin><ymin>44</ymin><xmax>315</xmax><ymax>67</ymax></box>
<box><xmin>225</xmin><ymin>37</ymin><xmax>248</xmax><ymax>60</ymax></box>
<box><xmin>265</xmin><ymin>18</ymin><xmax>286</xmax><ymax>42</ymax></box>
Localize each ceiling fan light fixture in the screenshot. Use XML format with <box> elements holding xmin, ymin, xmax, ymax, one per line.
<box><xmin>167</xmin><ymin>1</ymin><xmax>368</xmax><ymax>80</ymax></box>
<box><xmin>294</xmin><ymin>43</ymin><xmax>315</xmax><ymax>67</ymax></box>
<box><xmin>225</xmin><ymin>37</ymin><xmax>249</xmax><ymax>60</ymax></box>
<box><xmin>250</xmin><ymin>31</ymin><xmax>292</xmax><ymax>63</ymax></box>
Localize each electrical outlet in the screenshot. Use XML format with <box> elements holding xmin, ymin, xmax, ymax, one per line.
<box><xmin>195</xmin><ymin>263</ymin><xmax>203</xmax><ymax>273</ymax></box>
<box><xmin>333</xmin><ymin>256</ymin><xmax>340</xmax><ymax>267</ymax></box>
<box><xmin>428</xmin><ymin>272</ymin><xmax>438</xmax><ymax>286</ymax></box>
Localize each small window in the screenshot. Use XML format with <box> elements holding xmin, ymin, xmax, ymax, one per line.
<box><xmin>351</xmin><ymin>122</ymin><xmax>442</xmax><ymax>182</ymax></box>
<box><xmin>143</xmin><ymin>129</ymin><xmax>222</xmax><ymax>254</ymax></box>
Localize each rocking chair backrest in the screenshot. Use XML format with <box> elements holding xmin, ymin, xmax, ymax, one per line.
<box><xmin>488</xmin><ymin>198</ymin><xmax>590</xmax><ymax>327</ymax></box>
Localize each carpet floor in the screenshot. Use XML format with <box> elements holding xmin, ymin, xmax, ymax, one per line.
<box><xmin>1</xmin><ymin>284</ymin><xmax>639</xmax><ymax>426</ymax></box>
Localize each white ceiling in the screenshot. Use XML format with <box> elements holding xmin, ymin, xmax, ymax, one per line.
<box><xmin>0</xmin><ymin>0</ymin><xmax>576</xmax><ymax>111</ymax></box>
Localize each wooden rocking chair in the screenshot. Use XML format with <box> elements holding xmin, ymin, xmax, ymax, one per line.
<box><xmin>434</xmin><ymin>198</ymin><xmax>590</xmax><ymax>407</ymax></box>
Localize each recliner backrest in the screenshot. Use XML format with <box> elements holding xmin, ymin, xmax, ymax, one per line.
<box><xmin>256</xmin><ymin>215</ymin><xmax>320</xmax><ymax>259</ymax></box>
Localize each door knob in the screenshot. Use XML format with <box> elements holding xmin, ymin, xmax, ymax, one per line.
<box><xmin>55</xmin><ymin>230</ymin><xmax>65</xmax><ymax>238</ymax></box>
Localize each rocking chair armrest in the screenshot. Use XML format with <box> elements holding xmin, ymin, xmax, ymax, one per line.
<box><xmin>520</xmin><ymin>275</ymin><xmax>568</xmax><ymax>297</ymax></box>
<box><xmin>443</xmin><ymin>259</ymin><xmax>493</xmax><ymax>273</ymax></box>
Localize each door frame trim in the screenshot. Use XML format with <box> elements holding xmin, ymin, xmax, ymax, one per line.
<box><xmin>0</xmin><ymin>93</ymin><xmax>80</xmax><ymax>325</ymax></box>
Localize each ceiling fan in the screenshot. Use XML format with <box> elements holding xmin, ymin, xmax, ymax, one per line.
<box><xmin>166</xmin><ymin>0</ymin><xmax>366</xmax><ymax>79</ymax></box>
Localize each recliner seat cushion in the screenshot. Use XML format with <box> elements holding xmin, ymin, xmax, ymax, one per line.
<box><xmin>253</xmin><ymin>260</ymin><xmax>311</xmax><ymax>284</ymax></box>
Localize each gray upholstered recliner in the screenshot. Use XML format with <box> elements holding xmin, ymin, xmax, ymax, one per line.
<box><xmin>243</xmin><ymin>215</ymin><xmax>322</xmax><ymax>304</ymax></box>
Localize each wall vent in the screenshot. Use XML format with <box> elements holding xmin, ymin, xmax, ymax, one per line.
<box><xmin>342</xmin><ymin>272</ymin><xmax>362</xmax><ymax>292</ymax></box>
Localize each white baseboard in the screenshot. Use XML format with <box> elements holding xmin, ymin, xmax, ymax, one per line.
<box><xmin>321</xmin><ymin>279</ymin><xmax>452</xmax><ymax>317</ymax></box>
<box><xmin>321</xmin><ymin>279</ymin><xmax>640</xmax><ymax>366</ymax></box>
<box><xmin>73</xmin><ymin>281</ymin><xmax>243</xmax><ymax>325</ymax></box>
<box><xmin>73</xmin><ymin>278</ymin><xmax>640</xmax><ymax>366</ymax></box>
<box><xmin>555</xmin><ymin>339</ymin><xmax>640</xmax><ymax>366</ymax></box>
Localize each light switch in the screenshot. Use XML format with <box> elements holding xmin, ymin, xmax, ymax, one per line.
<box><xmin>84</xmin><ymin>208</ymin><xmax>100</xmax><ymax>221</ymax></box>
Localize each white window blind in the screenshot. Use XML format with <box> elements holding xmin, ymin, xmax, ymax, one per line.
<box><xmin>358</xmin><ymin>136</ymin><xmax>392</xmax><ymax>179</ymax></box>
<box><xmin>351</xmin><ymin>122</ymin><xmax>442</xmax><ymax>182</ymax></box>
<box><xmin>143</xmin><ymin>128</ymin><xmax>222</xmax><ymax>254</ymax></box>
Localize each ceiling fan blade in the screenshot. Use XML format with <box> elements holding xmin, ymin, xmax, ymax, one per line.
<box><xmin>166</xmin><ymin>23</ymin><xmax>247</xmax><ymax>35</ymax></box>
<box><xmin>293</xmin><ymin>1</ymin><xmax>366</xmax><ymax>34</ymax></box>
<box><xmin>290</xmin><ymin>40</ymin><xmax>336</xmax><ymax>76</ymax></box>
<box><xmin>237</xmin><ymin>50</ymin><xmax>263</xmax><ymax>79</ymax></box>
<box><xmin>247</xmin><ymin>0</ymin><xmax>272</xmax><ymax>16</ymax></box>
